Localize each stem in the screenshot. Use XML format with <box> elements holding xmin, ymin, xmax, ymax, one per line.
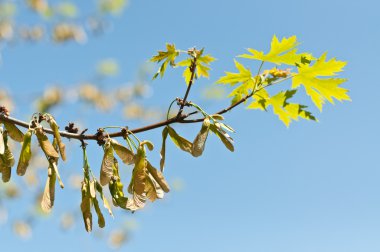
<box><xmin>0</xmin><ymin>72</ymin><xmax>294</xmax><ymax>141</ymax></box>
<box><xmin>177</xmin><ymin>56</ymin><xmax>198</xmax><ymax>117</ymax></box>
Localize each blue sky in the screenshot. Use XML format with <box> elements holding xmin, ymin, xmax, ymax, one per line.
<box><xmin>1</xmin><ymin>0</ymin><xmax>379</xmax><ymax>251</ymax></box>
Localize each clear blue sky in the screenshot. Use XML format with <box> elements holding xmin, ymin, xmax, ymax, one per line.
<box><xmin>1</xmin><ymin>0</ymin><xmax>379</xmax><ymax>251</ymax></box>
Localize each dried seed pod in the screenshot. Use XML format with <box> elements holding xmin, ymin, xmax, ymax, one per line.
<box><xmin>89</xmin><ymin>180</ymin><xmax>96</xmax><ymax>199</ymax></box>
<box><xmin>110</xmin><ymin>139</ymin><xmax>134</xmax><ymax>165</ymax></box>
<box><xmin>95</xmin><ymin>181</ymin><xmax>113</xmax><ymax>217</ymax></box>
<box><xmin>210</xmin><ymin>124</ymin><xmax>234</xmax><ymax>152</ymax></box>
<box><xmin>211</xmin><ymin>114</ymin><xmax>224</xmax><ymax>121</ymax></box>
<box><xmin>51</xmin><ymin>160</ymin><xmax>64</xmax><ymax>188</ymax></box>
<box><xmin>2</xmin><ymin>121</ymin><xmax>24</xmax><ymax>142</ymax></box>
<box><xmin>16</xmin><ymin>130</ymin><xmax>32</xmax><ymax>176</ymax></box>
<box><xmin>35</xmin><ymin>127</ymin><xmax>59</xmax><ymax>158</ymax></box>
<box><xmin>80</xmin><ymin>182</ymin><xmax>92</xmax><ymax>232</ymax></box>
<box><xmin>191</xmin><ymin>117</ymin><xmax>210</xmax><ymax>157</ymax></box>
<box><xmin>41</xmin><ymin>166</ymin><xmax>56</xmax><ymax>213</ymax></box>
<box><xmin>145</xmin><ymin>173</ymin><xmax>164</xmax><ymax>202</ymax></box>
<box><xmin>47</xmin><ymin>115</ymin><xmax>66</xmax><ymax>161</ymax></box>
<box><xmin>140</xmin><ymin>140</ymin><xmax>154</xmax><ymax>151</ymax></box>
<box><xmin>132</xmin><ymin>147</ymin><xmax>147</xmax><ymax>195</ymax></box>
<box><xmin>146</xmin><ymin>161</ymin><xmax>170</xmax><ymax>193</ymax></box>
<box><xmin>93</xmin><ymin>197</ymin><xmax>105</xmax><ymax>228</ymax></box>
<box><xmin>1</xmin><ymin>162</ymin><xmax>11</xmax><ymax>182</ymax></box>
<box><xmin>0</xmin><ymin>127</ymin><xmax>4</xmax><ymax>155</ymax></box>
<box><xmin>100</xmin><ymin>139</ymin><xmax>114</xmax><ymax>186</ymax></box>
<box><xmin>160</xmin><ymin>127</ymin><xmax>169</xmax><ymax>172</ymax></box>
<box><xmin>0</xmin><ymin>133</ymin><xmax>15</xmax><ymax>183</ymax></box>
<box><xmin>167</xmin><ymin>126</ymin><xmax>193</xmax><ymax>154</ymax></box>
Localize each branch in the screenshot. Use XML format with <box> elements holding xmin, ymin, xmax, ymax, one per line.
<box><xmin>176</xmin><ymin>55</ymin><xmax>197</xmax><ymax>117</ymax></box>
<box><xmin>0</xmin><ymin>89</ymin><xmax>253</xmax><ymax>142</ymax></box>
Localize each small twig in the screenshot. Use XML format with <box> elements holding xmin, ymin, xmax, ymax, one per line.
<box><xmin>176</xmin><ymin>54</ymin><xmax>198</xmax><ymax>118</ymax></box>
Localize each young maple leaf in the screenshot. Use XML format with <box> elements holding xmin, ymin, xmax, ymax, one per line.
<box><xmin>292</xmin><ymin>52</ymin><xmax>350</xmax><ymax>111</ymax></box>
<box><xmin>150</xmin><ymin>43</ymin><xmax>179</xmax><ymax>79</ymax></box>
<box><xmin>239</xmin><ymin>35</ymin><xmax>313</xmax><ymax>66</ymax></box>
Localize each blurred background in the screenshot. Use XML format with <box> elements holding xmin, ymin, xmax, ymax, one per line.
<box><xmin>0</xmin><ymin>0</ymin><xmax>379</xmax><ymax>251</ymax></box>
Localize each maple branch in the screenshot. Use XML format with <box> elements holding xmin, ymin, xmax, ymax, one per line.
<box><xmin>176</xmin><ymin>56</ymin><xmax>197</xmax><ymax>117</ymax></box>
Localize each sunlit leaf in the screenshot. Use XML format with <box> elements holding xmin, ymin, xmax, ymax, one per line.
<box><xmin>292</xmin><ymin>52</ymin><xmax>349</xmax><ymax>111</ymax></box>
<box><xmin>239</xmin><ymin>35</ymin><xmax>313</xmax><ymax>66</ymax></box>
<box><xmin>150</xmin><ymin>43</ymin><xmax>179</xmax><ymax>79</ymax></box>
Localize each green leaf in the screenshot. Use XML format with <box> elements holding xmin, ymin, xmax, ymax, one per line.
<box><xmin>292</xmin><ymin>52</ymin><xmax>350</xmax><ymax>111</ymax></box>
<box><xmin>216</xmin><ymin>60</ymin><xmax>254</xmax><ymax>86</ymax></box>
<box><xmin>177</xmin><ymin>52</ymin><xmax>216</xmax><ymax>84</ymax></box>
<box><xmin>150</xmin><ymin>43</ymin><xmax>179</xmax><ymax>79</ymax></box>
<box><xmin>239</xmin><ymin>35</ymin><xmax>313</xmax><ymax>66</ymax></box>
<box><xmin>248</xmin><ymin>89</ymin><xmax>316</xmax><ymax>127</ymax></box>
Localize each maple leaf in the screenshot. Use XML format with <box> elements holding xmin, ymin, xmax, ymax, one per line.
<box><xmin>248</xmin><ymin>89</ymin><xmax>316</xmax><ymax>127</ymax></box>
<box><xmin>292</xmin><ymin>52</ymin><xmax>350</xmax><ymax>111</ymax></box>
<box><xmin>216</xmin><ymin>60</ymin><xmax>259</xmax><ymax>104</ymax></box>
<box><xmin>150</xmin><ymin>43</ymin><xmax>179</xmax><ymax>79</ymax></box>
<box><xmin>177</xmin><ymin>49</ymin><xmax>216</xmax><ymax>84</ymax></box>
<box><xmin>239</xmin><ymin>35</ymin><xmax>313</xmax><ymax>66</ymax></box>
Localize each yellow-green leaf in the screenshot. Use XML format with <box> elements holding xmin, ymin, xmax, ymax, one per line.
<box><xmin>150</xmin><ymin>43</ymin><xmax>179</xmax><ymax>79</ymax></box>
<box><xmin>292</xmin><ymin>53</ymin><xmax>349</xmax><ymax>111</ymax></box>
<box><xmin>216</xmin><ymin>60</ymin><xmax>254</xmax><ymax>86</ymax></box>
<box><xmin>239</xmin><ymin>35</ymin><xmax>313</xmax><ymax>66</ymax></box>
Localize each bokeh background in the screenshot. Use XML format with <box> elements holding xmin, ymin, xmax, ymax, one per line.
<box><xmin>0</xmin><ymin>0</ymin><xmax>379</xmax><ymax>251</ymax></box>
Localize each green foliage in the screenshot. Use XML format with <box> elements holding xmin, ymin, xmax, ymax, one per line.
<box><xmin>216</xmin><ymin>35</ymin><xmax>349</xmax><ymax>126</ymax></box>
